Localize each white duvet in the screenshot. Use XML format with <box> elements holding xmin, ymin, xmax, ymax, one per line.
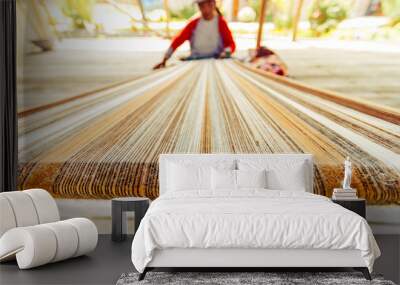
<box><xmin>131</xmin><ymin>190</ymin><xmax>380</xmax><ymax>272</ymax></box>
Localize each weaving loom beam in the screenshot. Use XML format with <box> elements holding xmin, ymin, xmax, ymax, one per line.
<box><xmin>237</xmin><ymin>61</ymin><xmax>400</xmax><ymax>125</ymax></box>
<box><xmin>17</xmin><ymin>60</ymin><xmax>400</xmax><ymax>204</ymax></box>
<box><xmin>256</xmin><ymin>0</ymin><xmax>268</xmax><ymax>49</ymax></box>
<box><xmin>292</xmin><ymin>0</ymin><xmax>304</xmax><ymax>41</ymax></box>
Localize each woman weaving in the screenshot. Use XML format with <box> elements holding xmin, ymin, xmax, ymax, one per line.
<box><xmin>154</xmin><ymin>0</ymin><xmax>236</xmax><ymax>69</ymax></box>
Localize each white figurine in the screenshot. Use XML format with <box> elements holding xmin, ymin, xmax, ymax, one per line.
<box><xmin>342</xmin><ymin>156</ymin><xmax>352</xmax><ymax>190</ymax></box>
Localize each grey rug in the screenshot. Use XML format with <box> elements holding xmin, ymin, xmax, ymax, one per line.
<box><xmin>116</xmin><ymin>272</ymin><xmax>396</xmax><ymax>285</ymax></box>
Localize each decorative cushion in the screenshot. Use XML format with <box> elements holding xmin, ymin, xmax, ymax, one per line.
<box><xmin>164</xmin><ymin>158</ymin><xmax>236</xmax><ymax>192</ymax></box>
<box><xmin>238</xmin><ymin>159</ymin><xmax>307</xmax><ymax>191</ymax></box>
<box><xmin>211</xmin><ymin>168</ymin><xmax>236</xmax><ymax>190</ymax></box>
<box><xmin>167</xmin><ymin>163</ymin><xmax>211</xmax><ymax>191</ymax></box>
<box><xmin>211</xmin><ymin>169</ymin><xmax>268</xmax><ymax>190</ymax></box>
<box><xmin>236</xmin><ymin>169</ymin><xmax>268</xmax><ymax>189</ymax></box>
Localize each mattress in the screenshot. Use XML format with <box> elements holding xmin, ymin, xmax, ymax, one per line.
<box><xmin>131</xmin><ymin>190</ymin><xmax>380</xmax><ymax>273</ymax></box>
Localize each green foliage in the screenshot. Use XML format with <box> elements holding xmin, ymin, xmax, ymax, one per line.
<box><xmin>248</xmin><ymin>0</ymin><xmax>294</xmax><ymax>29</ymax></box>
<box><xmin>248</xmin><ymin>0</ymin><xmax>261</xmax><ymax>19</ymax></box>
<box><xmin>170</xmin><ymin>5</ymin><xmax>197</xmax><ymax>20</ymax></box>
<box><xmin>381</xmin><ymin>0</ymin><xmax>400</xmax><ymax>26</ymax></box>
<box><xmin>238</xmin><ymin>6</ymin><xmax>257</xmax><ymax>22</ymax></box>
<box><xmin>309</xmin><ymin>0</ymin><xmax>347</xmax><ymax>36</ymax></box>
<box><xmin>271</xmin><ymin>0</ymin><xmax>294</xmax><ymax>29</ymax></box>
<box><xmin>61</xmin><ymin>0</ymin><xmax>96</xmax><ymax>30</ymax></box>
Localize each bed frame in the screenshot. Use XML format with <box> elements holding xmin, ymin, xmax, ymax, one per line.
<box><xmin>139</xmin><ymin>154</ymin><xmax>371</xmax><ymax>280</ymax></box>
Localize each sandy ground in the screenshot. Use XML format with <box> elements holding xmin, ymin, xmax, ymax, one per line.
<box><xmin>17</xmin><ymin>36</ymin><xmax>400</xmax><ymax>112</ymax></box>
<box><xmin>278</xmin><ymin>47</ymin><xmax>400</xmax><ymax>109</ymax></box>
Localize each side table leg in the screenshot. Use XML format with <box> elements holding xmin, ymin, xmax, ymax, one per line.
<box><xmin>112</xmin><ymin>202</ymin><xmax>124</xmax><ymax>241</ymax></box>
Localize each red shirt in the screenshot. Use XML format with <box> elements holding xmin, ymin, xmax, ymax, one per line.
<box><xmin>167</xmin><ymin>15</ymin><xmax>236</xmax><ymax>57</ymax></box>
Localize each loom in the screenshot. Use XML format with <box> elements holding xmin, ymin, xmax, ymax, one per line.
<box><xmin>17</xmin><ymin>60</ymin><xmax>400</xmax><ymax>204</ymax></box>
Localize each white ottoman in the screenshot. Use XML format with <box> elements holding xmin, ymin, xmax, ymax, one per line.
<box><xmin>0</xmin><ymin>189</ymin><xmax>98</xmax><ymax>269</ymax></box>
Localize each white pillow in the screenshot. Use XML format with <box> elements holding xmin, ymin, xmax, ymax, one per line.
<box><xmin>238</xmin><ymin>159</ymin><xmax>307</xmax><ymax>191</ymax></box>
<box><xmin>211</xmin><ymin>168</ymin><xmax>236</xmax><ymax>190</ymax></box>
<box><xmin>167</xmin><ymin>163</ymin><xmax>211</xmax><ymax>191</ymax></box>
<box><xmin>269</xmin><ymin>167</ymin><xmax>306</xmax><ymax>191</ymax></box>
<box><xmin>236</xmin><ymin>169</ymin><xmax>267</xmax><ymax>189</ymax></box>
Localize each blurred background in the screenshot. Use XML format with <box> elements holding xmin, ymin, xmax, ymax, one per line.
<box><xmin>16</xmin><ymin>0</ymin><xmax>400</xmax><ymax>113</ymax></box>
<box><xmin>18</xmin><ymin>0</ymin><xmax>400</xmax><ymax>42</ymax></box>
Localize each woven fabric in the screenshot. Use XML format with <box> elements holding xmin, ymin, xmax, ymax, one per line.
<box><xmin>18</xmin><ymin>60</ymin><xmax>400</xmax><ymax>203</ymax></box>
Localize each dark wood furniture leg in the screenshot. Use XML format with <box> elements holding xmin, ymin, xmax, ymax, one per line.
<box><xmin>111</xmin><ymin>202</ymin><xmax>123</xmax><ymax>241</ymax></box>
<box><xmin>354</xmin><ymin>267</ymin><xmax>372</xmax><ymax>280</ymax></box>
<box><xmin>138</xmin><ymin>267</ymin><xmax>149</xmax><ymax>281</ymax></box>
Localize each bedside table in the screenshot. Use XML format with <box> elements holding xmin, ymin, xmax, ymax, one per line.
<box><xmin>112</xmin><ymin>197</ymin><xmax>150</xmax><ymax>242</ymax></box>
<box><xmin>332</xmin><ymin>198</ymin><xmax>366</xmax><ymax>218</ymax></box>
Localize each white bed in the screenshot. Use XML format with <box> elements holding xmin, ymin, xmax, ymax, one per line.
<box><xmin>131</xmin><ymin>154</ymin><xmax>380</xmax><ymax>280</ymax></box>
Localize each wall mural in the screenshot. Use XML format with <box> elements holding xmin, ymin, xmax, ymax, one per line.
<box><xmin>17</xmin><ymin>0</ymin><xmax>399</xmax><ymax>204</ymax></box>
